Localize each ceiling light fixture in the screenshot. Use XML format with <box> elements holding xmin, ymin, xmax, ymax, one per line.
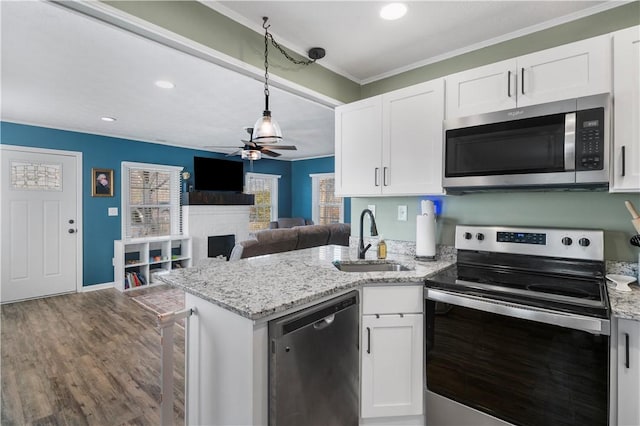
<box><xmin>241</xmin><ymin>150</ymin><xmax>262</xmax><ymax>161</ymax></box>
<box><xmin>252</xmin><ymin>16</ymin><xmax>326</xmax><ymax>144</ymax></box>
<box><xmin>380</xmin><ymin>3</ymin><xmax>407</xmax><ymax>20</ymax></box>
<box><xmin>155</xmin><ymin>80</ymin><xmax>175</xmax><ymax>89</ymax></box>
<box><xmin>101</xmin><ymin>116</ymin><xmax>116</xmax><ymax>122</ymax></box>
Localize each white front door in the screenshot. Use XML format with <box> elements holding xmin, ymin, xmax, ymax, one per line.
<box><xmin>1</xmin><ymin>146</ymin><xmax>81</xmax><ymax>303</ymax></box>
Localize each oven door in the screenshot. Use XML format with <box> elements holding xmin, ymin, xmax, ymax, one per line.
<box><xmin>425</xmin><ymin>288</ymin><xmax>610</xmax><ymax>426</ymax></box>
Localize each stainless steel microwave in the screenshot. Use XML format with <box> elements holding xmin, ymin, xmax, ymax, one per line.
<box><xmin>442</xmin><ymin>94</ymin><xmax>610</xmax><ymax>192</ymax></box>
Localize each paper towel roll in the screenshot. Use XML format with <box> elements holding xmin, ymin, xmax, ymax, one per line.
<box><xmin>416</xmin><ymin>214</ymin><xmax>436</xmax><ymax>258</ymax></box>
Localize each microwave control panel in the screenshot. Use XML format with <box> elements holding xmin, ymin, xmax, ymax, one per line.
<box><xmin>575</xmin><ymin>108</ymin><xmax>604</xmax><ymax>171</ymax></box>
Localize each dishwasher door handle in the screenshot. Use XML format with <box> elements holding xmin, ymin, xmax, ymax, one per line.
<box><xmin>313</xmin><ymin>314</ymin><xmax>336</xmax><ymax>330</ymax></box>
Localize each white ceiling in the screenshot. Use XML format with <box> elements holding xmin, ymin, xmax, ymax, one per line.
<box><xmin>1</xmin><ymin>1</ymin><xmax>623</xmax><ymax>161</ymax></box>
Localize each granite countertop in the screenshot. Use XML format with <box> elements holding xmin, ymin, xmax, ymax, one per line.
<box><xmin>159</xmin><ymin>245</ymin><xmax>454</xmax><ymax>321</ymax></box>
<box><xmin>606</xmin><ymin>260</ymin><xmax>640</xmax><ymax>321</ymax></box>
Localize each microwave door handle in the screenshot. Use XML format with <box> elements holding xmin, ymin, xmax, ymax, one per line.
<box><xmin>564</xmin><ymin>112</ymin><xmax>576</xmax><ymax>171</ymax></box>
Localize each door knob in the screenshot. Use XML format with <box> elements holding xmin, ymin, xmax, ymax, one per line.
<box><xmin>68</xmin><ymin>229</ymin><xmax>76</xmax><ymax>234</ymax></box>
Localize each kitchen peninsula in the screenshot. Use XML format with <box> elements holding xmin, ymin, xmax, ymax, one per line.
<box><xmin>160</xmin><ymin>245</ymin><xmax>454</xmax><ymax>425</ymax></box>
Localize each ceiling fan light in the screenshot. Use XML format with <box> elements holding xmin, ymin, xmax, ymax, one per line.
<box><xmin>241</xmin><ymin>150</ymin><xmax>262</xmax><ymax>160</ymax></box>
<box><xmin>251</xmin><ymin>111</ymin><xmax>283</xmax><ymax>144</ymax></box>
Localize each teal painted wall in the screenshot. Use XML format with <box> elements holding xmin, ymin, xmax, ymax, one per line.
<box><xmin>351</xmin><ymin>192</ymin><xmax>640</xmax><ymax>262</ymax></box>
<box><xmin>1</xmin><ymin>121</ymin><xmax>292</xmax><ymax>286</ymax></box>
<box><xmin>290</xmin><ymin>157</ymin><xmax>351</xmax><ymax>223</ymax></box>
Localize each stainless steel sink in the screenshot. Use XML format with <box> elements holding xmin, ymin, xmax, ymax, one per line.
<box><xmin>333</xmin><ymin>261</ymin><xmax>413</xmax><ymax>272</ymax></box>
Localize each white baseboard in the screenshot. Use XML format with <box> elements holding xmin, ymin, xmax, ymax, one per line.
<box><xmin>80</xmin><ymin>282</ymin><xmax>115</xmax><ymax>292</ymax></box>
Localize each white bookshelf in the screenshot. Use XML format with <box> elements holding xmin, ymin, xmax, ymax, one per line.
<box><xmin>113</xmin><ymin>236</ymin><xmax>192</xmax><ymax>291</ymax></box>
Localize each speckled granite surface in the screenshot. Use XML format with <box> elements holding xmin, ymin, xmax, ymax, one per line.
<box><xmin>159</xmin><ymin>245</ymin><xmax>453</xmax><ymax>321</ymax></box>
<box><xmin>606</xmin><ymin>260</ymin><xmax>640</xmax><ymax>321</ymax></box>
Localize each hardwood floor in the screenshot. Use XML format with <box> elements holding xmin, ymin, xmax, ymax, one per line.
<box><xmin>1</xmin><ymin>289</ymin><xmax>185</xmax><ymax>425</ymax></box>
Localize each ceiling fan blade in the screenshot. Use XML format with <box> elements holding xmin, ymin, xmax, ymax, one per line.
<box><xmin>261</xmin><ymin>149</ymin><xmax>281</xmax><ymax>157</ymax></box>
<box><xmin>225</xmin><ymin>150</ymin><xmax>243</xmax><ymax>156</ymax></box>
<box><xmin>260</xmin><ymin>145</ymin><xmax>297</xmax><ymax>150</ymax></box>
<box><xmin>241</xmin><ymin>140</ymin><xmax>258</xmax><ymax>148</ymax></box>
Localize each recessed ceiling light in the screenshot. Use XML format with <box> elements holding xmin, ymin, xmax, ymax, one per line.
<box><xmin>101</xmin><ymin>116</ymin><xmax>117</xmax><ymax>122</ymax></box>
<box><xmin>155</xmin><ymin>80</ymin><xmax>175</xmax><ymax>89</ymax></box>
<box><xmin>380</xmin><ymin>3</ymin><xmax>407</xmax><ymax>20</ymax></box>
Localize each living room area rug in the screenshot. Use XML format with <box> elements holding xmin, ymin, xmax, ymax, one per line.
<box><xmin>127</xmin><ymin>284</ymin><xmax>186</xmax><ymax>326</ymax></box>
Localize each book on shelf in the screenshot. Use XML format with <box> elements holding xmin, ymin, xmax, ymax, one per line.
<box><xmin>124</xmin><ymin>271</ymin><xmax>147</xmax><ymax>289</ymax></box>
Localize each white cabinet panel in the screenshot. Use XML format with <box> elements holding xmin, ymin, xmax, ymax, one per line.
<box><xmin>446</xmin><ymin>59</ymin><xmax>516</xmax><ymax>118</ymax></box>
<box><xmin>611</xmin><ymin>26</ymin><xmax>640</xmax><ymax>192</ymax></box>
<box><xmin>335</xmin><ymin>97</ymin><xmax>383</xmax><ymax>196</ymax></box>
<box><xmin>382</xmin><ymin>80</ymin><xmax>445</xmax><ymax>195</ymax></box>
<box><xmin>446</xmin><ymin>35</ymin><xmax>611</xmax><ymax>118</ymax></box>
<box><xmin>618</xmin><ymin>318</ymin><xmax>640</xmax><ymax>426</ymax></box>
<box><xmin>335</xmin><ymin>79</ymin><xmax>445</xmax><ymax>197</ymax></box>
<box><xmin>361</xmin><ymin>313</ymin><xmax>424</xmax><ymax>418</ymax></box>
<box><xmin>517</xmin><ymin>35</ymin><xmax>611</xmax><ymax>107</ymax></box>
<box><xmin>363</xmin><ymin>285</ymin><xmax>423</xmax><ymax>315</ymax></box>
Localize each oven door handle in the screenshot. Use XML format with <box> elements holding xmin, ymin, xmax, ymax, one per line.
<box><xmin>425</xmin><ymin>288</ymin><xmax>610</xmax><ymax>336</ymax></box>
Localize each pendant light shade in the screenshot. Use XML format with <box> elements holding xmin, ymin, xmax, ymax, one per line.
<box><xmin>251</xmin><ymin>110</ymin><xmax>282</xmax><ymax>143</ymax></box>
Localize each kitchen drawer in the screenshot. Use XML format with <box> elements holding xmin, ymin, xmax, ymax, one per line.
<box><xmin>363</xmin><ymin>285</ymin><xmax>423</xmax><ymax>315</ymax></box>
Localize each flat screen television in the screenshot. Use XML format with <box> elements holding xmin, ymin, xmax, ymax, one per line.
<box><xmin>193</xmin><ymin>156</ymin><xmax>244</xmax><ymax>192</ymax></box>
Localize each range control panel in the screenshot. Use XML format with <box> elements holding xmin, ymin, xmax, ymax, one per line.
<box><xmin>456</xmin><ymin>226</ymin><xmax>604</xmax><ymax>261</ymax></box>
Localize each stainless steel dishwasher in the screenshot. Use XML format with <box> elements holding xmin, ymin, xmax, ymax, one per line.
<box><xmin>268</xmin><ymin>290</ymin><xmax>359</xmax><ymax>426</ymax></box>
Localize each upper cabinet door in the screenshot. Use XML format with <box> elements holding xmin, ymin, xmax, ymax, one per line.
<box><xmin>382</xmin><ymin>79</ymin><xmax>445</xmax><ymax>195</ymax></box>
<box><xmin>611</xmin><ymin>26</ymin><xmax>640</xmax><ymax>192</ymax></box>
<box><xmin>335</xmin><ymin>97</ymin><xmax>383</xmax><ymax>196</ymax></box>
<box><xmin>446</xmin><ymin>59</ymin><xmax>516</xmax><ymax>119</ymax></box>
<box><xmin>517</xmin><ymin>34</ymin><xmax>611</xmax><ymax>107</ymax></box>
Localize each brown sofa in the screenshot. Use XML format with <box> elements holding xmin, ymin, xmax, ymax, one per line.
<box><xmin>269</xmin><ymin>217</ymin><xmax>313</xmax><ymax>229</ymax></box>
<box><xmin>230</xmin><ymin>223</ymin><xmax>351</xmax><ymax>260</ymax></box>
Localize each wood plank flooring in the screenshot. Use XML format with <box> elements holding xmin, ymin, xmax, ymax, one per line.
<box><xmin>1</xmin><ymin>289</ymin><xmax>185</xmax><ymax>425</ymax></box>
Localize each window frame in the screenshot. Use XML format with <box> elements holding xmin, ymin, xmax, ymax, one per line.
<box><xmin>121</xmin><ymin>161</ymin><xmax>183</xmax><ymax>240</ymax></box>
<box><xmin>310</xmin><ymin>172</ymin><xmax>344</xmax><ymax>225</ymax></box>
<box><xmin>245</xmin><ymin>172</ymin><xmax>280</xmax><ymax>231</ymax></box>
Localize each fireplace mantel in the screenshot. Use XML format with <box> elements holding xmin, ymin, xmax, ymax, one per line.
<box><xmin>182</xmin><ymin>191</ymin><xmax>254</xmax><ymax>206</ymax></box>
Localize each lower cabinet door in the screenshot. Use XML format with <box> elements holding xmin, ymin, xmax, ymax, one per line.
<box><xmin>361</xmin><ymin>313</ymin><xmax>423</xmax><ymax>418</ymax></box>
<box><xmin>618</xmin><ymin>318</ymin><xmax>640</xmax><ymax>426</ymax></box>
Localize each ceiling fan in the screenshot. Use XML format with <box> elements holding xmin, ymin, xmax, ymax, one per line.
<box><xmin>219</xmin><ymin>127</ymin><xmax>297</xmax><ymax>158</ymax></box>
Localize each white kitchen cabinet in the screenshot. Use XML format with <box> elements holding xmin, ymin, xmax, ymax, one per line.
<box><xmin>617</xmin><ymin>318</ymin><xmax>640</xmax><ymax>426</ymax></box>
<box><xmin>361</xmin><ymin>285</ymin><xmax>423</xmax><ymax>419</ymax></box>
<box><xmin>335</xmin><ymin>79</ymin><xmax>444</xmax><ymax>197</ymax></box>
<box><xmin>446</xmin><ymin>34</ymin><xmax>611</xmax><ymax>118</ymax></box>
<box><xmin>611</xmin><ymin>26</ymin><xmax>640</xmax><ymax>192</ymax></box>
<box><xmin>335</xmin><ymin>96</ymin><xmax>383</xmax><ymax>196</ymax></box>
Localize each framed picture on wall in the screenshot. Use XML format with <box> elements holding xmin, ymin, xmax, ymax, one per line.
<box><xmin>92</xmin><ymin>168</ymin><xmax>114</xmax><ymax>197</ymax></box>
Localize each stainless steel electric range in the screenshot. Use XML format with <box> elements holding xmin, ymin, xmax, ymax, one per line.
<box><xmin>425</xmin><ymin>225</ymin><xmax>611</xmax><ymax>426</ymax></box>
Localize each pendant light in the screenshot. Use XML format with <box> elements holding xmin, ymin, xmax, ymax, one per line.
<box><xmin>252</xmin><ymin>17</ymin><xmax>325</xmax><ymax>144</ymax></box>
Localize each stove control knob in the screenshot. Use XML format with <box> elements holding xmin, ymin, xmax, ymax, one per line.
<box><xmin>561</xmin><ymin>237</ymin><xmax>573</xmax><ymax>246</ymax></box>
<box><xmin>579</xmin><ymin>238</ymin><xmax>591</xmax><ymax>247</ymax></box>
<box><xmin>463</xmin><ymin>232</ymin><xmax>473</xmax><ymax>240</ymax></box>
<box><xmin>476</xmin><ymin>233</ymin><xmax>485</xmax><ymax>241</ymax></box>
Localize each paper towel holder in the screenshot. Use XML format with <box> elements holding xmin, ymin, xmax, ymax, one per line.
<box><xmin>415</xmin><ymin>255</ymin><xmax>436</xmax><ymax>262</ymax></box>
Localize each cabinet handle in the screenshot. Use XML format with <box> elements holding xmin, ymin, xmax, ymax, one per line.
<box><xmin>383</xmin><ymin>167</ymin><xmax>388</xmax><ymax>186</ymax></box>
<box><xmin>366</xmin><ymin>327</ymin><xmax>371</xmax><ymax>354</ymax></box>
<box><xmin>625</xmin><ymin>332</ymin><xmax>630</xmax><ymax>368</ymax></box>
<box><xmin>621</xmin><ymin>146</ymin><xmax>626</xmax><ymax>177</ymax></box>
<box><xmin>374</xmin><ymin>168</ymin><xmax>380</xmax><ymax>186</ymax></box>
<box><xmin>521</xmin><ymin>67</ymin><xmax>525</xmax><ymax>95</ymax></box>
<box><xmin>507</xmin><ymin>70</ymin><xmax>511</xmax><ymax>97</ymax></box>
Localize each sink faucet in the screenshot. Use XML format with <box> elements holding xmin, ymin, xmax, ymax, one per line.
<box><xmin>358</xmin><ymin>209</ymin><xmax>379</xmax><ymax>259</ymax></box>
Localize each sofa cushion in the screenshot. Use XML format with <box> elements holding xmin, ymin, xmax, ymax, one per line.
<box><xmin>327</xmin><ymin>223</ymin><xmax>351</xmax><ymax>246</ymax></box>
<box><xmin>270</xmin><ymin>217</ymin><xmax>307</xmax><ymax>229</ymax></box>
<box><xmin>295</xmin><ymin>225</ymin><xmax>330</xmax><ymax>249</ymax></box>
<box><xmin>242</xmin><ymin>228</ymin><xmax>298</xmax><ymax>257</ymax></box>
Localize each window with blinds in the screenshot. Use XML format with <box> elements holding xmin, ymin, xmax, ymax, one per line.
<box><xmin>245</xmin><ymin>172</ymin><xmax>280</xmax><ymax>231</ymax></box>
<box><xmin>121</xmin><ymin>162</ymin><xmax>182</xmax><ymax>239</ymax></box>
<box><xmin>311</xmin><ymin>173</ymin><xmax>344</xmax><ymax>224</ymax></box>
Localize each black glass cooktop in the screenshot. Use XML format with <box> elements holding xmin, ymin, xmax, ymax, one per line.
<box><xmin>426</xmin><ymin>253</ymin><xmax>609</xmax><ymax>319</ymax></box>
